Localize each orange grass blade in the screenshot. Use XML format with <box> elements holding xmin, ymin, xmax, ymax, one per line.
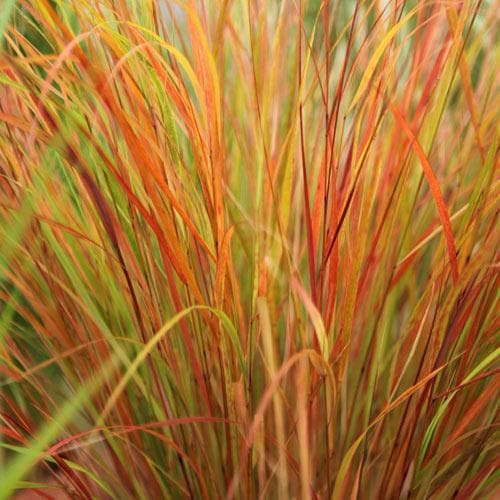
<box><xmin>385</xmin><ymin>97</ymin><xmax>459</xmax><ymax>283</ymax></box>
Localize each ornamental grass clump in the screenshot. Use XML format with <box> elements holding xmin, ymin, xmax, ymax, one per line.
<box><xmin>0</xmin><ymin>0</ymin><xmax>498</xmax><ymax>498</ymax></box>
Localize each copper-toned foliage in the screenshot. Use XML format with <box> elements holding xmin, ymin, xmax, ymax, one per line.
<box><xmin>0</xmin><ymin>0</ymin><xmax>498</xmax><ymax>498</ymax></box>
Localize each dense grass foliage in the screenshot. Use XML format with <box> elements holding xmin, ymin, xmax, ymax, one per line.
<box><xmin>0</xmin><ymin>0</ymin><xmax>498</xmax><ymax>498</ymax></box>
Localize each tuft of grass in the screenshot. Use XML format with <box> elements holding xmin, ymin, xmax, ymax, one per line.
<box><xmin>0</xmin><ymin>0</ymin><xmax>498</xmax><ymax>498</ymax></box>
